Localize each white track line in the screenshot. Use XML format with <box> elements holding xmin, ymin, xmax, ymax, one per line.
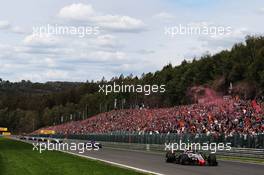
<box><xmin>60</xmin><ymin>150</ymin><xmax>165</xmax><ymax>175</ymax></box>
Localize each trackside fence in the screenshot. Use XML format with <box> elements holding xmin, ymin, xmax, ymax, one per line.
<box><xmin>36</xmin><ymin>133</ymin><xmax>264</xmax><ymax>149</ymax></box>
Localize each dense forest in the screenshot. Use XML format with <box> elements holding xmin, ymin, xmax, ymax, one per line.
<box><xmin>0</xmin><ymin>36</ymin><xmax>264</xmax><ymax>133</ymax></box>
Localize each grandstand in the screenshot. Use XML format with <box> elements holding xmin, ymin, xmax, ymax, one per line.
<box><xmin>34</xmin><ymin>96</ymin><xmax>264</xmax><ymax>137</ymax></box>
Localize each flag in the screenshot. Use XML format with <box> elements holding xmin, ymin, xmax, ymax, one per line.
<box><xmin>251</xmin><ymin>100</ymin><xmax>261</xmax><ymax>113</ymax></box>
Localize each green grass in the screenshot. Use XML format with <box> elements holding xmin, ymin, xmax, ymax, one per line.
<box><xmin>0</xmin><ymin>137</ymin><xmax>145</xmax><ymax>175</ymax></box>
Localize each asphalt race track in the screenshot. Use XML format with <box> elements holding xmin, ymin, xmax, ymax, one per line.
<box><xmin>66</xmin><ymin>145</ymin><xmax>264</xmax><ymax>175</ymax></box>
<box><xmin>17</xmin><ymin>138</ymin><xmax>264</xmax><ymax>175</ymax></box>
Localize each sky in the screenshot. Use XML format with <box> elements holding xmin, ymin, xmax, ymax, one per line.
<box><xmin>0</xmin><ymin>0</ymin><xmax>263</xmax><ymax>82</ymax></box>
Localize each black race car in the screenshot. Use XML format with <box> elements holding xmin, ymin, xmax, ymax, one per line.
<box><xmin>166</xmin><ymin>150</ymin><xmax>218</xmax><ymax>166</ymax></box>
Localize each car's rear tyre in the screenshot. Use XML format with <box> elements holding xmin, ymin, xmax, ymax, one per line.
<box><xmin>208</xmin><ymin>154</ymin><xmax>218</xmax><ymax>166</ymax></box>
<box><xmin>200</xmin><ymin>152</ymin><xmax>207</xmax><ymax>160</ymax></box>
<box><xmin>180</xmin><ymin>154</ymin><xmax>188</xmax><ymax>165</ymax></box>
<box><xmin>166</xmin><ymin>152</ymin><xmax>176</xmax><ymax>163</ymax></box>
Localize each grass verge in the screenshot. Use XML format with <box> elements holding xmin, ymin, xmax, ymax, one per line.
<box><xmin>0</xmin><ymin>137</ymin><xmax>146</xmax><ymax>175</ymax></box>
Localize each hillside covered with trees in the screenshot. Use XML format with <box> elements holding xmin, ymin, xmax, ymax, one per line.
<box><xmin>0</xmin><ymin>36</ymin><xmax>264</xmax><ymax>133</ymax></box>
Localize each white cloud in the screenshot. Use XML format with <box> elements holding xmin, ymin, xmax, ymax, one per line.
<box><xmin>44</xmin><ymin>58</ymin><xmax>56</xmax><ymax>68</ymax></box>
<box><xmin>137</xmin><ymin>49</ymin><xmax>155</xmax><ymax>55</ymax></box>
<box><xmin>154</xmin><ymin>12</ymin><xmax>175</xmax><ymax>21</ymax></box>
<box><xmin>95</xmin><ymin>15</ymin><xmax>145</xmax><ymax>32</ymax></box>
<box><xmin>0</xmin><ymin>20</ymin><xmax>10</xmax><ymax>29</ymax></box>
<box><xmin>11</xmin><ymin>26</ymin><xmax>26</xmax><ymax>34</ymax></box>
<box><xmin>0</xmin><ymin>20</ymin><xmax>26</xmax><ymax>34</ymax></box>
<box><xmin>20</xmin><ymin>56</ymin><xmax>57</xmax><ymax>68</ymax></box>
<box><xmin>58</xmin><ymin>3</ymin><xmax>95</xmax><ymax>20</ymax></box>
<box><xmin>94</xmin><ymin>34</ymin><xmax>120</xmax><ymax>48</ymax></box>
<box><xmin>1</xmin><ymin>1</ymin><xmax>263</xmax><ymax>82</ymax></box>
<box><xmin>58</xmin><ymin>3</ymin><xmax>145</xmax><ymax>32</ymax></box>
<box><xmin>79</xmin><ymin>51</ymin><xmax>126</xmax><ymax>62</ymax></box>
<box><xmin>45</xmin><ymin>70</ymin><xmax>68</xmax><ymax>79</ymax></box>
<box><xmin>0</xmin><ymin>44</ymin><xmax>14</xmax><ymax>59</ymax></box>
<box><xmin>110</xmin><ymin>60</ymin><xmax>155</xmax><ymax>74</ymax></box>
<box><xmin>23</xmin><ymin>33</ymin><xmax>61</xmax><ymax>47</ymax></box>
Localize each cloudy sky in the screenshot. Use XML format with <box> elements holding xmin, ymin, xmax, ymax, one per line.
<box><xmin>0</xmin><ymin>0</ymin><xmax>263</xmax><ymax>82</ymax></box>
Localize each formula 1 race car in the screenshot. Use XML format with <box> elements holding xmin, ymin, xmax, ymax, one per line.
<box><xmin>166</xmin><ymin>150</ymin><xmax>218</xmax><ymax>166</ymax></box>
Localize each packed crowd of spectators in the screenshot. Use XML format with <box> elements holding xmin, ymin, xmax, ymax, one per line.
<box><xmin>35</xmin><ymin>97</ymin><xmax>264</xmax><ymax>137</ymax></box>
